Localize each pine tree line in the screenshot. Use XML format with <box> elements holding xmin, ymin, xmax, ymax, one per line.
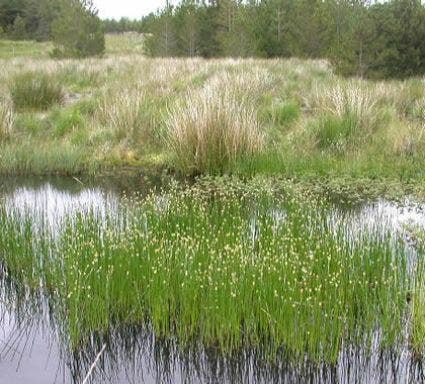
<box><xmin>0</xmin><ymin>0</ymin><xmax>61</xmax><ymax>41</ymax></box>
<box><xmin>142</xmin><ymin>0</ymin><xmax>425</xmax><ymax>78</ymax></box>
<box><xmin>1</xmin><ymin>0</ymin><xmax>425</xmax><ymax>77</ymax></box>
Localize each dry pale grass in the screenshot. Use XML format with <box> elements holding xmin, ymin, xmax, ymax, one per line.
<box><xmin>207</xmin><ymin>67</ymin><xmax>274</xmax><ymax>100</ymax></box>
<box><xmin>0</xmin><ymin>96</ymin><xmax>14</xmax><ymax>139</ymax></box>
<box><xmin>387</xmin><ymin>120</ymin><xmax>425</xmax><ymax>156</ymax></box>
<box><xmin>95</xmin><ymin>88</ymin><xmax>146</xmax><ymax>140</ymax></box>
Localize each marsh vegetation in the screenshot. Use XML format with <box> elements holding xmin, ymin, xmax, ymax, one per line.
<box><xmin>1</xmin><ymin>17</ymin><xmax>425</xmax><ymax>384</ymax></box>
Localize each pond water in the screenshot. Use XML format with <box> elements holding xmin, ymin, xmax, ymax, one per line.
<box><xmin>0</xmin><ymin>176</ymin><xmax>424</xmax><ymax>384</ymax></box>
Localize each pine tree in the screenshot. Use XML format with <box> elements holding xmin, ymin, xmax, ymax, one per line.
<box><xmin>174</xmin><ymin>0</ymin><xmax>200</xmax><ymax>57</ymax></box>
<box><xmin>144</xmin><ymin>1</ymin><xmax>177</xmax><ymax>57</ymax></box>
<box><xmin>11</xmin><ymin>15</ymin><xmax>26</xmax><ymax>39</ymax></box>
<box><xmin>51</xmin><ymin>0</ymin><xmax>105</xmax><ymax>58</ymax></box>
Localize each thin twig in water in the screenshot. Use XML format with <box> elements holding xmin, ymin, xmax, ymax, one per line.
<box><xmin>81</xmin><ymin>343</ymin><xmax>106</xmax><ymax>384</ymax></box>
<box><xmin>73</xmin><ymin>177</ymin><xmax>84</xmax><ymax>186</ymax></box>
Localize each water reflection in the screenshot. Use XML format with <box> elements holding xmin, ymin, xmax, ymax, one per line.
<box><xmin>0</xmin><ymin>307</ymin><xmax>69</xmax><ymax>384</ymax></box>
<box><xmin>328</xmin><ymin>199</ymin><xmax>425</xmax><ymax>239</ymax></box>
<box><xmin>0</xmin><ymin>177</ymin><xmax>424</xmax><ymax>384</ymax></box>
<box><xmin>4</xmin><ymin>183</ymin><xmax>119</xmax><ymax>230</ymax></box>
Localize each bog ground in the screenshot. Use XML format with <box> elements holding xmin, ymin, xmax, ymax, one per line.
<box><xmin>0</xmin><ymin>35</ymin><xmax>424</xmax><ymax>182</ymax></box>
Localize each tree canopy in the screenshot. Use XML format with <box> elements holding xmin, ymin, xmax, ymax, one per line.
<box><xmin>0</xmin><ymin>0</ymin><xmax>104</xmax><ymax>57</ymax></box>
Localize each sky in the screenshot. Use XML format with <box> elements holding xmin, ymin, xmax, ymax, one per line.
<box><xmin>93</xmin><ymin>0</ymin><xmax>174</xmax><ymax>20</ymax></box>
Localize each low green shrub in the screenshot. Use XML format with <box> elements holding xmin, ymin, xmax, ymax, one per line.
<box><xmin>15</xmin><ymin>113</ymin><xmax>47</xmax><ymax>135</ymax></box>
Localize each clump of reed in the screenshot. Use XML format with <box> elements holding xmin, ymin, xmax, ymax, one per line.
<box><xmin>166</xmin><ymin>80</ymin><xmax>265</xmax><ymax>173</ymax></box>
<box><xmin>306</xmin><ymin>81</ymin><xmax>383</xmax><ymax>151</ymax></box>
<box><xmin>10</xmin><ymin>71</ymin><xmax>64</xmax><ymax>110</ymax></box>
<box><xmin>0</xmin><ymin>96</ymin><xmax>14</xmax><ymax>139</ymax></box>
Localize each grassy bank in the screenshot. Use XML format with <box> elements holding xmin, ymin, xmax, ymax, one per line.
<box><xmin>0</xmin><ymin>36</ymin><xmax>424</xmax><ymax>182</ymax></box>
<box><xmin>0</xmin><ymin>181</ymin><xmax>416</xmax><ymax>363</ymax></box>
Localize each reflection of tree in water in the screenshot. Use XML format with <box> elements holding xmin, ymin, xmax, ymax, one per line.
<box><xmin>0</xmin><ymin>174</ymin><xmax>174</xmax><ymax>199</ymax></box>
<box><xmin>0</xmin><ymin>176</ymin><xmax>84</xmax><ymax>195</ymax></box>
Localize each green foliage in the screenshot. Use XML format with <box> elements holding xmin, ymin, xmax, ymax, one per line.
<box><xmin>10</xmin><ymin>71</ymin><xmax>63</xmax><ymax>110</ymax></box>
<box><xmin>49</xmin><ymin>107</ymin><xmax>84</xmax><ymax>137</ymax></box>
<box><xmin>74</xmin><ymin>98</ymin><xmax>97</xmax><ymax>116</ymax></box>
<box><xmin>368</xmin><ymin>0</ymin><xmax>425</xmax><ymax>78</ymax></box>
<box><xmin>0</xmin><ymin>139</ymin><xmax>88</xmax><ymax>175</ymax></box>
<box><xmin>264</xmin><ymin>101</ymin><xmax>300</xmax><ymax>127</ymax></box>
<box><xmin>0</xmin><ymin>0</ymin><xmax>60</xmax><ymax>41</ymax></box>
<box><xmin>10</xmin><ymin>15</ymin><xmax>26</xmax><ymax>40</ymax></box>
<box><xmin>314</xmin><ymin>113</ymin><xmax>358</xmax><ymax>151</ymax></box>
<box><xmin>15</xmin><ymin>113</ymin><xmax>47</xmax><ymax>134</ymax></box>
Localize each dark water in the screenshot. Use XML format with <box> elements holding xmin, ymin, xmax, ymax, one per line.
<box><xmin>0</xmin><ymin>176</ymin><xmax>424</xmax><ymax>384</ymax></box>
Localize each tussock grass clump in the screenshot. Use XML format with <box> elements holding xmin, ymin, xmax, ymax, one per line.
<box><xmin>10</xmin><ymin>71</ymin><xmax>64</xmax><ymax>110</ymax></box>
<box><xmin>314</xmin><ymin>113</ymin><xmax>358</xmax><ymax>151</ymax></box>
<box><xmin>387</xmin><ymin>121</ymin><xmax>425</xmax><ymax>157</ymax></box>
<box><xmin>166</xmin><ymin>87</ymin><xmax>265</xmax><ymax>173</ymax></box>
<box><xmin>306</xmin><ymin>81</ymin><xmax>386</xmax><ymax>152</ymax></box>
<box><xmin>308</xmin><ymin>81</ymin><xmax>380</xmax><ymax>132</ymax></box>
<box><xmin>0</xmin><ymin>96</ymin><xmax>14</xmax><ymax>139</ymax></box>
<box><xmin>392</xmin><ymin>80</ymin><xmax>425</xmax><ymax>119</ymax></box>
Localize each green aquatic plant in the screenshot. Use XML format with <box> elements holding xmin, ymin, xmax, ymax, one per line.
<box><xmin>411</xmin><ymin>228</ymin><xmax>425</xmax><ymax>357</ymax></box>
